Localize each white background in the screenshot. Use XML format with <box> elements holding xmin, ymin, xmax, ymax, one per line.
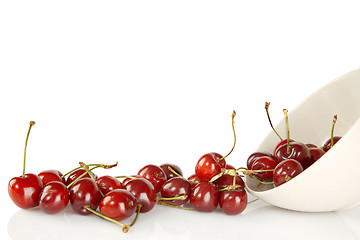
<box><xmin>1</xmin><ymin>1</ymin><xmax>360</xmax><ymax>239</ymax></box>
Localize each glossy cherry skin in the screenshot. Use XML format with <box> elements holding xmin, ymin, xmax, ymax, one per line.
<box><xmin>274</xmin><ymin>141</ymin><xmax>311</xmax><ymax>169</ymax></box>
<box><xmin>69</xmin><ymin>178</ymin><xmax>101</xmax><ymax>215</ymax></box>
<box><xmin>8</xmin><ymin>173</ymin><xmax>43</xmax><ymax>209</ymax></box>
<box><xmin>273</xmin><ymin>139</ymin><xmax>295</xmax><ymax>155</ymax></box>
<box><xmin>190</xmin><ymin>181</ymin><xmax>219</xmax><ymax>212</ymax></box>
<box><xmin>307</xmin><ymin>145</ymin><xmax>325</xmax><ymax>165</ymax></box>
<box><xmin>122</xmin><ymin>175</ymin><xmax>143</xmax><ymax>186</ymax></box>
<box><xmin>213</xmin><ymin>174</ymin><xmax>244</xmax><ymax>190</ymax></box>
<box><xmin>322</xmin><ymin>136</ymin><xmax>342</xmax><ymax>152</ymax></box>
<box><xmin>187</xmin><ymin>174</ymin><xmax>201</xmax><ymax>189</ymax></box>
<box><xmin>96</xmin><ymin>175</ymin><xmax>124</xmax><ymax>195</ymax></box>
<box><xmin>251</xmin><ymin>156</ymin><xmax>277</xmax><ymax>181</ymax></box>
<box><xmin>273</xmin><ymin>159</ymin><xmax>303</xmax><ymax>187</ymax></box>
<box><xmin>125</xmin><ymin>178</ymin><xmax>157</xmax><ymax>213</ymax></box>
<box><xmin>246</xmin><ymin>152</ymin><xmax>273</xmax><ymax>169</ymax></box>
<box><xmin>195</xmin><ymin>152</ymin><xmax>225</xmax><ymax>181</ymax></box>
<box><xmin>138</xmin><ymin>164</ymin><xmax>167</xmax><ymax>193</ymax></box>
<box><xmin>38</xmin><ymin>169</ymin><xmax>65</xmax><ymax>186</ymax></box>
<box><xmin>66</xmin><ymin>168</ymin><xmax>98</xmax><ymax>186</ymax></box>
<box><xmin>39</xmin><ymin>181</ymin><xmax>69</xmax><ymax>214</ymax></box>
<box><xmin>160</xmin><ymin>163</ymin><xmax>183</xmax><ymax>179</ymax></box>
<box><xmin>160</xmin><ymin>177</ymin><xmax>191</xmax><ymax>205</ymax></box>
<box><xmin>99</xmin><ymin>189</ymin><xmax>137</xmax><ymax>221</ymax></box>
<box><xmin>219</xmin><ymin>188</ymin><xmax>247</xmax><ymax>215</ymax></box>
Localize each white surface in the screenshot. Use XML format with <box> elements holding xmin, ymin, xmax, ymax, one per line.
<box><xmin>1</xmin><ymin>1</ymin><xmax>360</xmax><ymax>239</ymax></box>
<box><xmin>246</xmin><ymin>69</ymin><xmax>360</xmax><ymax>212</ymax></box>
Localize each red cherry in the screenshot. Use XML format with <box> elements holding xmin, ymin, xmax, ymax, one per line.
<box><xmin>69</xmin><ymin>178</ymin><xmax>101</xmax><ymax>215</ymax></box>
<box><xmin>273</xmin><ymin>139</ymin><xmax>295</xmax><ymax>155</ymax></box>
<box><xmin>160</xmin><ymin>177</ymin><xmax>191</xmax><ymax>205</ymax></box>
<box><xmin>38</xmin><ymin>169</ymin><xmax>65</xmax><ymax>186</ymax></box>
<box><xmin>322</xmin><ymin>136</ymin><xmax>342</xmax><ymax>152</ymax></box>
<box><xmin>307</xmin><ymin>145</ymin><xmax>325</xmax><ymax>165</ymax></box>
<box><xmin>121</xmin><ymin>175</ymin><xmax>143</xmax><ymax>186</ymax></box>
<box><xmin>159</xmin><ymin>163</ymin><xmax>183</xmax><ymax>179</ymax></box>
<box><xmin>195</xmin><ymin>152</ymin><xmax>224</xmax><ymax>181</ymax></box>
<box><xmin>251</xmin><ymin>156</ymin><xmax>277</xmax><ymax>181</ymax></box>
<box><xmin>96</xmin><ymin>175</ymin><xmax>124</xmax><ymax>195</ymax></box>
<box><xmin>137</xmin><ymin>164</ymin><xmax>167</xmax><ymax>193</ymax></box>
<box><xmin>274</xmin><ymin>141</ymin><xmax>312</xmax><ymax>169</ymax></box>
<box><xmin>190</xmin><ymin>181</ymin><xmax>219</xmax><ymax>212</ymax></box>
<box><xmin>39</xmin><ymin>181</ymin><xmax>69</xmax><ymax>214</ymax></box>
<box><xmin>213</xmin><ymin>174</ymin><xmax>244</xmax><ymax>190</ymax></box>
<box><xmin>125</xmin><ymin>178</ymin><xmax>157</xmax><ymax>213</ymax></box>
<box><xmin>246</xmin><ymin>152</ymin><xmax>273</xmax><ymax>169</ymax></box>
<box><xmin>65</xmin><ymin>168</ymin><xmax>98</xmax><ymax>186</ymax></box>
<box><xmin>8</xmin><ymin>173</ymin><xmax>43</xmax><ymax>209</ymax></box>
<box><xmin>273</xmin><ymin>159</ymin><xmax>303</xmax><ymax>187</ymax></box>
<box><xmin>99</xmin><ymin>189</ymin><xmax>137</xmax><ymax>221</ymax></box>
<box><xmin>219</xmin><ymin>188</ymin><xmax>247</xmax><ymax>215</ymax></box>
<box><xmin>187</xmin><ymin>174</ymin><xmax>201</xmax><ymax>189</ymax></box>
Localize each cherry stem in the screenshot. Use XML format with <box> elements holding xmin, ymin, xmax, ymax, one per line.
<box><xmin>218</xmin><ymin>185</ymin><xmax>242</xmax><ymax>192</ymax></box>
<box><xmin>167</xmin><ymin>166</ymin><xmax>182</xmax><ymax>177</ymax></box>
<box><xmin>22</xmin><ymin>121</ymin><xmax>36</xmax><ymax>178</ymax></box>
<box><xmin>250</xmin><ymin>175</ymin><xmax>275</xmax><ymax>185</ymax></box>
<box><xmin>265</xmin><ymin>102</ymin><xmax>282</xmax><ymax>141</ymax></box>
<box><xmin>129</xmin><ymin>204</ymin><xmax>142</xmax><ymax>227</ymax></box>
<box><xmin>79</xmin><ymin>162</ymin><xmax>105</xmax><ymax>197</ymax></box>
<box><xmin>114</xmin><ymin>175</ymin><xmax>139</xmax><ymax>179</ymax></box>
<box><xmin>239</xmin><ymin>169</ymin><xmax>274</xmax><ymax>175</ymax></box>
<box><xmin>331</xmin><ymin>115</ymin><xmax>337</xmax><ymax>147</ymax></box>
<box><xmin>157</xmin><ymin>200</ymin><xmax>193</xmax><ymax>211</ymax></box>
<box><xmin>66</xmin><ymin>165</ymin><xmax>100</xmax><ymax>189</ymax></box>
<box><xmin>283</xmin><ymin>109</ymin><xmax>290</xmax><ymax>155</ymax></box>
<box><xmin>83</xmin><ymin>205</ymin><xmax>130</xmax><ymax>233</ymax></box>
<box><xmin>157</xmin><ymin>195</ymin><xmax>188</xmax><ymax>201</ymax></box>
<box><xmin>62</xmin><ymin>162</ymin><xmax>118</xmax><ymax>179</ymax></box>
<box><xmin>217</xmin><ymin>110</ymin><xmax>236</xmax><ymax>163</ymax></box>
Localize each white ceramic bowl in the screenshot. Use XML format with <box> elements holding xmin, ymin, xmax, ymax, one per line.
<box><xmin>245</xmin><ymin>68</ymin><xmax>360</xmax><ymax>212</ymax></box>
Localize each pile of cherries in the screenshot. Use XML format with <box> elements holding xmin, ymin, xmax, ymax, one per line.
<box><xmin>8</xmin><ymin>106</ymin><xmax>341</xmax><ymax>233</ymax></box>
<box><xmin>246</xmin><ymin>103</ymin><xmax>341</xmax><ymax>187</ymax></box>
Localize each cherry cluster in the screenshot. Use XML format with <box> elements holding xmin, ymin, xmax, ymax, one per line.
<box><xmin>246</xmin><ymin>103</ymin><xmax>341</xmax><ymax>187</ymax></box>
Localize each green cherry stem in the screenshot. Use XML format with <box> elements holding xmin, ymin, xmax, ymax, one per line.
<box><xmin>22</xmin><ymin>121</ymin><xmax>36</xmax><ymax>178</ymax></box>
<box><xmin>61</xmin><ymin>162</ymin><xmax>118</xmax><ymax>179</ymax></box>
<box><xmin>66</xmin><ymin>165</ymin><xmax>101</xmax><ymax>189</ymax></box>
<box><xmin>167</xmin><ymin>166</ymin><xmax>182</xmax><ymax>177</ymax></box>
<box><xmin>265</xmin><ymin>102</ymin><xmax>282</xmax><ymax>141</ymax></box>
<box><xmin>83</xmin><ymin>205</ymin><xmax>130</xmax><ymax>233</ymax></box>
<box><xmin>157</xmin><ymin>195</ymin><xmax>188</xmax><ymax>201</ymax></box>
<box><xmin>217</xmin><ymin>110</ymin><xmax>237</xmax><ymax>163</ymax></box>
<box><xmin>129</xmin><ymin>204</ymin><xmax>142</xmax><ymax>227</ymax></box>
<box><xmin>157</xmin><ymin>200</ymin><xmax>193</xmax><ymax>211</ymax></box>
<box><xmin>331</xmin><ymin>115</ymin><xmax>338</xmax><ymax>147</ymax></box>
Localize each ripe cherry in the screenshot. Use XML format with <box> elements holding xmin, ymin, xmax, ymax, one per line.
<box><xmin>190</xmin><ymin>181</ymin><xmax>219</xmax><ymax>212</ymax></box>
<box><xmin>69</xmin><ymin>178</ymin><xmax>101</xmax><ymax>215</ymax></box>
<box><xmin>274</xmin><ymin>141</ymin><xmax>311</xmax><ymax>169</ymax></box>
<box><xmin>138</xmin><ymin>164</ymin><xmax>167</xmax><ymax>193</ymax></box>
<box><xmin>38</xmin><ymin>169</ymin><xmax>65</xmax><ymax>186</ymax></box>
<box><xmin>219</xmin><ymin>187</ymin><xmax>247</xmax><ymax>215</ymax></box>
<box><xmin>8</xmin><ymin>121</ymin><xmax>43</xmax><ymax>209</ymax></box>
<box><xmin>65</xmin><ymin>168</ymin><xmax>98</xmax><ymax>186</ymax></box>
<box><xmin>99</xmin><ymin>189</ymin><xmax>137</xmax><ymax>221</ymax></box>
<box><xmin>160</xmin><ymin>163</ymin><xmax>183</xmax><ymax>179</ymax></box>
<box><xmin>39</xmin><ymin>181</ymin><xmax>69</xmax><ymax>214</ymax></box>
<box><xmin>125</xmin><ymin>178</ymin><xmax>157</xmax><ymax>213</ymax></box>
<box><xmin>273</xmin><ymin>159</ymin><xmax>303</xmax><ymax>187</ymax></box>
<box><xmin>251</xmin><ymin>156</ymin><xmax>277</xmax><ymax>182</ymax></box>
<box><xmin>160</xmin><ymin>177</ymin><xmax>191</xmax><ymax>205</ymax></box>
<box><xmin>96</xmin><ymin>175</ymin><xmax>124</xmax><ymax>195</ymax></box>
<box><xmin>121</xmin><ymin>175</ymin><xmax>143</xmax><ymax>186</ymax></box>
<box><xmin>307</xmin><ymin>144</ymin><xmax>325</xmax><ymax>165</ymax></box>
<box><xmin>213</xmin><ymin>174</ymin><xmax>244</xmax><ymax>190</ymax></box>
<box><xmin>323</xmin><ymin>136</ymin><xmax>342</xmax><ymax>152</ymax></box>
<box><xmin>273</xmin><ymin>139</ymin><xmax>295</xmax><ymax>155</ymax></box>
<box><xmin>246</xmin><ymin>152</ymin><xmax>273</xmax><ymax>169</ymax></box>
<box><xmin>187</xmin><ymin>174</ymin><xmax>201</xmax><ymax>188</ymax></box>
<box><xmin>195</xmin><ymin>152</ymin><xmax>224</xmax><ymax>181</ymax></box>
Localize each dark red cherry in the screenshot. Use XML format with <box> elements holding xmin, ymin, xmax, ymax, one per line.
<box><xmin>160</xmin><ymin>163</ymin><xmax>183</xmax><ymax>179</ymax></box>
<box><xmin>225</xmin><ymin>164</ymin><xmax>236</xmax><ymax>170</ymax></box>
<box><xmin>307</xmin><ymin>145</ymin><xmax>325</xmax><ymax>165</ymax></box>
<box><xmin>160</xmin><ymin>177</ymin><xmax>191</xmax><ymax>205</ymax></box>
<box><xmin>122</xmin><ymin>175</ymin><xmax>143</xmax><ymax>186</ymax></box>
<box><xmin>213</xmin><ymin>174</ymin><xmax>244</xmax><ymax>190</ymax></box>
<box><xmin>274</xmin><ymin>141</ymin><xmax>311</xmax><ymax>169</ymax></box>
<box><xmin>190</xmin><ymin>181</ymin><xmax>218</xmax><ymax>212</ymax></box>
<box><xmin>322</xmin><ymin>136</ymin><xmax>342</xmax><ymax>152</ymax></box>
<box><xmin>273</xmin><ymin>159</ymin><xmax>303</xmax><ymax>187</ymax></box>
<box><xmin>138</xmin><ymin>164</ymin><xmax>167</xmax><ymax>193</ymax></box>
<box><xmin>96</xmin><ymin>175</ymin><xmax>124</xmax><ymax>195</ymax></box>
<box><xmin>39</xmin><ymin>181</ymin><xmax>69</xmax><ymax>214</ymax></box>
<box><xmin>219</xmin><ymin>188</ymin><xmax>247</xmax><ymax>215</ymax></box>
<box><xmin>69</xmin><ymin>178</ymin><xmax>101</xmax><ymax>215</ymax></box>
<box><xmin>251</xmin><ymin>156</ymin><xmax>277</xmax><ymax>181</ymax></box>
<box><xmin>99</xmin><ymin>189</ymin><xmax>137</xmax><ymax>221</ymax></box>
<box><xmin>195</xmin><ymin>152</ymin><xmax>224</xmax><ymax>181</ymax></box>
<box><xmin>8</xmin><ymin>173</ymin><xmax>43</xmax><ymax>209</ymax></box>
<box><xmin>125</xmin><ymin>178</ymin><xmax>157</xmax><ymax>213</ymax></box>
<box><xmin>274</xmin><ymin>139</ymin><xmax>295</xmax><ymax>155</ymax></box>
<box><xmin>38</xmin><ymin>169</ymin><xmax>65</xmax><ymax>186</ymax></box>
<box><xmin>66</xmin><ymin>168</ymin><xmax>98</xmax><ymax>186</ymax></box>
<box><xmin>187</xmin><ymin>174</ymin><xmax>201</xmax><ymax>189</ymax></box>
<box><xmin>246</xmin><ymin>152</ymin><xmax>273</xmax><ymax>169</ymax></box>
